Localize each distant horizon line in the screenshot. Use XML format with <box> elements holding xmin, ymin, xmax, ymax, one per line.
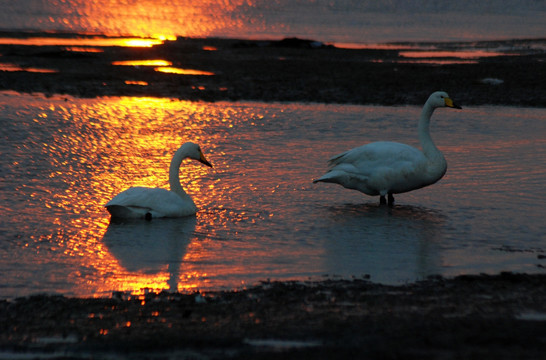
<box><xmin>0</xmin><ymin>29</ymin><xmax>545</xmax><ymax>48</ymax></box>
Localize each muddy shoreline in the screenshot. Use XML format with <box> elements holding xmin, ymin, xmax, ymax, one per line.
<box><xmin>2</xmin><ymin>273</ymin><xmax>546</xmax><ymax>359</ymax></box>
<box><xmin>1</xmin><ymin>34</ymin><xmax>545</xmax><ymax>106</ymax></box>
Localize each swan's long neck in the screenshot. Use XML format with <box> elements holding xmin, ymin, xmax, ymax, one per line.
<box><xmin>169</xmin><ymin>148</ymin><xmax>194</xmax><ymax>203</ymax></box>
<box><xmin>418</xmin><ymin>102</ymin><xmax>447</xmax><ymax>181</ymax></box>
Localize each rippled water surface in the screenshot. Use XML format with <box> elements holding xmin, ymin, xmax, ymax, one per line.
<box><xmin>1</xmin><ymin>0</ymin><xmax>545</xmax><ymax>43</ymax></box>
<box><xmin>1</xmin><ymin>92</ymin><xmax>545</xmax><ymax>298</ymax></box>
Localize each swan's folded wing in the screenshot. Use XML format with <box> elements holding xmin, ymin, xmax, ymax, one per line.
<box><xmin>328</xmin><ymin>142</ymin><xmax>422</xmax><ymax>166</ymax></box>
<box><xmin>106</xmin><ymin>187</ymin><xmax>163</xmax><ymax>207</ymax></box>
<box><xmin>106</xmin><ymin>187</ymin><xmax>196</xmax><ymax>218</ymax></box>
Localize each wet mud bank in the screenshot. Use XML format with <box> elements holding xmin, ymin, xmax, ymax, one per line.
<box><xmin>2</xmin><ymin>273</ymin><xmax>546</xmax><ymax>359</ymax></box>
<box><xmin>0</xmin><ymin>34</ymin><xmax>545</xmax><ymax>107</ymax></box>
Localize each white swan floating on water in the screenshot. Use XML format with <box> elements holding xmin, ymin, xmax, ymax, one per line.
<box><xmin>106</xmin><ymin>142</ymin><xmax>212</xmax><ymax>219</ymax></box>
<box><xmin>313</xmin><ymin>91</ymin><xmax>461</xmax><ymax>206</ymax></box>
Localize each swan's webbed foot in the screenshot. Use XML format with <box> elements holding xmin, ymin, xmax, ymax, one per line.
<box><xmin>145</xmin><ymin>212</ymin><xmax>152</xmax><ymax>221</ymax></box>
<box><xmin>388</xmin><ymin>193</ymin><xmax>395</xmax><ymax>207</ymax></box>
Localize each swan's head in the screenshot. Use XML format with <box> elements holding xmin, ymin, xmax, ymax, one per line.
<box><xmin>428</xmin><ymin>91</ymin><xmax>462</xmax><ymax>109</ymax></box>
<box><xmin>179</xmin><ymin>142</ymin><xmax>213</xmax><ymax>167</ymax></box>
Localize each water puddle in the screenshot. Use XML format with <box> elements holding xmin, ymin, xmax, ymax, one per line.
<box><xmin>0</xmin><ymin>36</ymin><xmax>166</xmax><ymax>47</ymax></box>
<box><xmin>0</xmin><ymin>63</ymin><xmax>57</xmax><ymax>73</ymax></box>
<box><xmin>112</xmin><ymin>59</ymin><xmax>215</xmax><ymax>76</ymax></box>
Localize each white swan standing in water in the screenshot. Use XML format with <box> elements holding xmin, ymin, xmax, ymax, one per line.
<box><xmin>106</xmin><ymin>142</ymin><xmax>212</xmax><ymax>219</ymax></box>
<box><xmin>313</xmin><ymin>91</ymin><xmax>461</xmax><ymax>206</ymax></box>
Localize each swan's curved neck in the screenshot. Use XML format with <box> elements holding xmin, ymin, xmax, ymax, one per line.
<box><xmin>418</xmin><ymin>102</ymin><xmax>447</xmax><ymax>179</ymax></box>
<box><xmin>169</xmin><ymin>148</ymin><xmax>194</xmax><ymax>203</ymax></box>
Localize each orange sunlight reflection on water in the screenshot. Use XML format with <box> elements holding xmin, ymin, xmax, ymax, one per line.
<box><xmin>399</xmin><ymin>50</ymin><xmax>508</xmax><ymax>59</ymax></box>
<box><xmin>154</xmin><ymin>67</ymin><xmax>215</xmax><ymax>76</ymax></box>
<box><xmin>36</xmin><ymin>96</ymin><xmax>237</xmax><ymax>296</ymax></box>
<box><xmin>0</xmin><ymin>63</ymin><xmax>57</xmax><ymax>73</ymax></box>
<box><xmin>112</xmin><ymin>60</ymin><xmax>215</xmax><ymax>76</ymax></box>
<box><xmin>0</xmin><ymin>37</ymin><xmax>164</xmax><ymax>47</ymax></box>
<box><xmin>39</xmin><ymin>1</ymin><xmax>244</xmax><ymax>40</ymax></box>
<box><xmin>4</xmin><ymin>93</ymin><xmax>545</xmax><ymax>298</ymax></box>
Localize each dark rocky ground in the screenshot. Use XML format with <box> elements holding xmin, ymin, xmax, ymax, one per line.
<box><xmin>0</xmin><ymin>33</ymin><xmax>545</xmax><ymax>106</ymax></box>
<box><xmin>2</xmin><ymin>33</ymin><xmax>546</xmax><ymax>359</ymax></box>
<box><xmin>2</xmin><ymin>273</ymin><xmax>546</xmax><ymax>359</ymax></box>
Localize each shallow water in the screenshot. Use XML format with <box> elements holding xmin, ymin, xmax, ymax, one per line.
<box><xmin>1</xmin><ymin>92</ymin><xmax>545</xmax><ymax>298</ymax></box>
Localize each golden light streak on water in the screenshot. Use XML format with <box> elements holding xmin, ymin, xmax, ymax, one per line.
<box><xmin>0</xmin><ymin>63</ymin><xmax>57</xmax><ymax>73</ymax></box>
<box><xmin>29</xmin><ymin>96</ymin><xmax>231</xmax><ymax>296</ymax></box>
<box><xmin>124</xmin><ymin>80</ymin><xmax>149</xmax><ymax>86</ymax></box>
<box><xmin>399</xmin><ymin>50</ymin><xmax>510</xmax><ymax>59</ymax></box>
<box><xmin>112</xmin><ymin>60</ymin><xmax>173</xmax><ymax>67</ymax></box>
<box><xmin>63</xmin><ymin>47</ymin><xmax>104</xmax><ymax>53</ymax></box>
<box><xmin>111</xmin><ymin>60</ymin><xmax>214</xmax><ymax>76</ymax></box>
<box><xmin>0</xmin><ymin>37</ymin><xmax>164</xmax><ymax>47</ymax></box>
<box><xmin>154</xmin><ymin>67</ymin><xmax>215</xmax><ymax>76</ymax></box>
<box><xmin>119</xmin><ymin>38</ymin><xmax>165</xmax><ymax>48</ymax></box>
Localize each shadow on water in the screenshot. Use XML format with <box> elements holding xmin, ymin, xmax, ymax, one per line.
<box><xmin>102</xmin><ymin>217</ymin><xmax>196</xmax><ymax>291</ymax></box>
<box><xmin>316</xmin><ymin>202</ymin><xmax>448</xmax><ymax>283</ymax></box>
<box><xmin>325</xmin><ymin>202</ymin><xmax>447</xmax><ymax>221</ymax></box>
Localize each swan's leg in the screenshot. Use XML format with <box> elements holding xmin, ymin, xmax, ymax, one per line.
<box><xmin>380</xmin><ymin>195</ymin><xmax>386</xmax><ymax>205</ymax></box>
<box><xmin>145</xmin><ymin>212</ymin><xmax>152</xmax><ymax>221</ymax></box>
<box><xmin>388</xmin><ymin>193</ymin><xmax>395</xmax><ymax>206</ymax></box>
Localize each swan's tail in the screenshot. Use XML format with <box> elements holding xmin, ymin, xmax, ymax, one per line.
<box><xmin>313</xmin><ymin>169</ymin><xmax>372</xmax><ymax>195</ymax></box>
<box><xmin>313</xmin><ymin>171</ymin><xmax>344</xmax><ymax>184</ymax></box>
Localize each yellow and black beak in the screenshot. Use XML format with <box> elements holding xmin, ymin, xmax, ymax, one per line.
<box><xmin>445</xmin><ymin>97</ymin><xmax>462</xmax><ymax>109</ymax></box>
<box><xmin>199</xmin><ymin>151</ymin><xmax>213</xmax><ymax>167</ymax></box>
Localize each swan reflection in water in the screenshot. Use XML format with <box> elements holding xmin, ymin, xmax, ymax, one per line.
<box><xmin>319</xmin><ymin>203</ymin><xmax>447</xmax><ymax>283</ymax></box>
<box><xmin>102</xmin><ymin>216</ymin><xmax>196</xmax><ymax>291</ymax></box>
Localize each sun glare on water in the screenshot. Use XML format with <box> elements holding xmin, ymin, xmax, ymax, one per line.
<box><xmin>18</xmin><ymin>1</ymin><xmax>245</xmax><ymax>41</ymax></box>
<box><xmin>18</xmin><ymin>96</ymin><xmax>226</xmax><ymax>296</ymax></box>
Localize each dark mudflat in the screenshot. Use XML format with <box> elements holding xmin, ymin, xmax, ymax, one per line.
<box><xmin>0</xmin><ymin>34</ymin><xmax>545</xmax><ymax>107</ymax></box>
<box><xmin>2</xmin><ymin>273</ymin><xmax>546</xmax><ymax>359</ymax></box>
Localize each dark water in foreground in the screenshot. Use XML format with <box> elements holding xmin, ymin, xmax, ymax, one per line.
<box><xmin>1</xmin><ymin>92</ymin><xmax>545</xmax><ymax>298</ymax></box>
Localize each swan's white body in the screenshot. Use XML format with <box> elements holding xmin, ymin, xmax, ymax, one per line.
<box><xmin>106</xmin><ymin>142</ymin><xmax>212</xmax><ymax>219</ymax></box>
<box><xmin>313</xmin><ymin>91</ymin><xmax>461</xmax><ymax>205</ymax></box>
